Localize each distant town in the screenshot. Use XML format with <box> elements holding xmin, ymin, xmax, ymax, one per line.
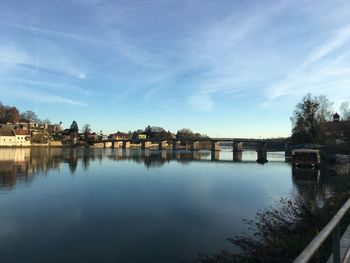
<box><xmin>0</xmin><ymin>101</ymin><xmax>214</xmax><ymax>148</ymax></box>
<box><xmin>1</xmin><ymin>94</ymin><xmax>350</xmax><ymax>156</ymax></box>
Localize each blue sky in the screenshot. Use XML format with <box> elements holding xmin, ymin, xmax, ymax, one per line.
<box><xmin>1</xmin><ymin>0</ymin><xmax>350</xmax><ymax>137</ymax></box>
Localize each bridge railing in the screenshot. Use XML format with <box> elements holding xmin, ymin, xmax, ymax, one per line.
<box><xmin>293</xmin><ymin>198</ymin><xmax>350</xmax><ymax>263</ymax></box>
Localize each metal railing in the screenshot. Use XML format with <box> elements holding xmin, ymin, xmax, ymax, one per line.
<box><xmin>294</xmin><ymin>198</ymin><xmax>350</xmax><ymax>263</ymax></box>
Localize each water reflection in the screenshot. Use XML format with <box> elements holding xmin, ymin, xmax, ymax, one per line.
<box><xmin>292</xmin><ymin>167</ymin><xmax>336</xmax><ymax>206</ymax></box>
<box><xmin>0</xmin><ymin>147</ymin><xmax>285</xmax><ymax>181</ymax></box>
<box><xmin>0</xmin><ymin>147</ymin><xmax>344</xmax><ymax>263</ymax></box>
<box><xmin>0</xmin><ymin>148</ymin><xmax>340</xmax><ymax>201</ymax></box>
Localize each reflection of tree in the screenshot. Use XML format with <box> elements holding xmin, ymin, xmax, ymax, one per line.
<box><xmin>0</xmin><ymin>148</ymin><xmax>61</xmax><ymax>190</ymax></box>
<box><xmin>292</xmin><ymin>167</ymin><xmax>338</xmax><ymax>206</ymax></box>
<box><xmin>0</xmin><ymin>148</ymin><xmax>222</xmax><ymax>191</ymax></box>
<box><xmin>143</xmin><ymin>154</ymin><xmax>169</xmax><ymax>168</ymax></box>
<box><xmin>0</xmin><ymin>162</ymin><xmax>32</xmax><ymax>189</ymax></box>
<box><xmin>82</xmin><ymin>149</ymin><xmax>90</xmax><ymax>170</ymax></box>
<box><xmin>69</xmin><ymin>148</ymin><xmax>78</xmax><ymax>174</ymax></box>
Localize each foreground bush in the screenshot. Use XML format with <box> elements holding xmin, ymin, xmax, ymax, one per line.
<box><xmin>195</xmin><ymin>188</ymin><xmax>350</xmax><ymax>263</ymax></box>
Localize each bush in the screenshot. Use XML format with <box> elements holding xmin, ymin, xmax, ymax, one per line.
<box><xmin>195</xmin><ymin>186</ymin><xmax>350</xmax><ymax>263</ymax></box>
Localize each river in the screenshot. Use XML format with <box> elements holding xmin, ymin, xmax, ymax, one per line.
<box><xmin>0</xmin><ymin>147</ymin><xmax>341</xmax><ymax>262</ymax></box>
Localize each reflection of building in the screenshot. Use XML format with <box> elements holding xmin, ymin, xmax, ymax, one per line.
<box><xmin>0</xmin><ymin>148</ymin><xmax>30</xmax><ymax>162</ymax></box>
<box><xmin>0</xmin><ymin>127</ymin><xmax>31</xmax><ymax>146</ymax></box>
<box><xmin>0</xmin><ymin>148</ymin><xmax>63</xmax><ymax>190</ymax></box>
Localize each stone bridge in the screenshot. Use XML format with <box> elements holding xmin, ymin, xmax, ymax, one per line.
<box><xmin>98</xmin><ymin>137</ymin><xmax>290</xmax><ymax>163</ymax></box>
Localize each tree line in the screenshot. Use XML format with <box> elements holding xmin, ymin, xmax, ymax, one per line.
<box><xmin>0</xmin><ymin>102</ymin><xmax>51</xmax><ymax>125</ymax></box>
<box><xmin>131</xmin><ymin>126</ymin><xmax>209</xmax><ymax>140</ymax></box>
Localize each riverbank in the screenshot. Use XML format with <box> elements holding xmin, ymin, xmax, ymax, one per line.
<box><xmin>194</xmin><ymin>168</ymin><xmax>350</xmax><ymax>263</ymax></box>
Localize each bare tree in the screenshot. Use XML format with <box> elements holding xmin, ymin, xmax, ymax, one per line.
<box><xmin>82</xmin><ymin>124</ymin><xmax>91</xmax><ymax>134</ymax></box>
<box><xmin>340</xmin><ymin>102</ymin><xmax>350</xmax><ymax>120</ymax></box>
<box><xmin>42</xmin><ymin>118</ymin><xmax>51</xmax><ymax>125</ymax></box>
<box><xmin>315</xmin><ymin>95</ymin><xmax>334</xmax><ymax>122</ymax></box>
<box><xmin>20</xmin><ymin>110</ymin><xmax>40</xmax><ymax>123</ymax></box>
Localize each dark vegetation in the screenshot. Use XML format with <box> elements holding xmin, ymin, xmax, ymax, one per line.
<box><xmin>290</xmin><ymin>94</ymin><xmax>350</xmax><ymax>153</ymax></box>
<box><xmin>194</xmin><ymin>94</ymin><xmax>350</xmax><ymax>262</ymax></box>
<box><xmin>0</xmin><ymin>101</ymin><xmax>50</xmax><ymax>124</ymax></box>
<box><xmin>194</xmin><ymin>178</ymin><xmax>350</xmax><ymax>263</ymax></box>
<box><xmin>131</xmin><ymin>126</ymin><xmax>209</xmax><ymax>141</ymax></box>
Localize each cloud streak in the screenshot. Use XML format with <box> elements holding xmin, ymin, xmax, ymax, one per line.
<box><xmin>265</xmin><ymin>25</ymin><xmax>350</xmax><ymax>103</ymax></box>
<box><xmin>1</xmin><ymin>86</ymin><xmax>86</xmax><ymax>106</ymax></box>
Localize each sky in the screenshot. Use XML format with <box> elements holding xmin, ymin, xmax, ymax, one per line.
<box><xmin>1</xmin><ymin>0</ymin><xmax>350</xmax><ymax>138</ymax></box>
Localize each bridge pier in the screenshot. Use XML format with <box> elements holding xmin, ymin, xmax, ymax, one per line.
<box><xmin>257</xmin><ymin>141</ymin><xmax>268</xmax><ymax>164</ymax></box>
<box><xmin>210</xmin><ymin>141</ymin><xmax>220</xmax><ymax>151</ymax></box>
<box><xmin>175</xmin><ymin>151</ymin><xmax>181</xmax><ymax>160</ymax></box>
<box><xmin>141</xmin><ymin>141</ymin><xmax>152</xmax><ymax>149</ymax></box>
<box><xmin>284</xmin><ymin>143</ymin><xmax>292</xmax><ymax>157</ymax></box>
<box><xmin>172</xmin><ymin>140</ymin><xmax>179</xmax><ymax>151</ymax></box>
<box><xmin>111</xmin><ymin>141</ymin><xmax>115</xmax><ymax>149</ymax></box>
<box><xmin>192</xmin><ymin>151</ymin><xmax>201</xmax><ymax>160</ymax></box>
<box><xmin>122</xmin><ymin>141</ymin><xmax>130</xmax><ymax>149</ymax></box>
<box><xmin>190</xmin><ymin>141</ymin><xmax>200</xmax><ymax>151</ymax></box>
<box><xmin>122</xmin><ymin>148</ymin><xmax>130</xmax><ymax>157</ymax></box>
<box><xmin>211</xmin><ymin>151</ymin><xmax>220</xmax><ymax>161</ymax></box>
<box><xmin>211</xmin><ymin>141</ymin><xmax>220</xmax><ymax>160</ymax></box>
<box><xmin>233</xmin><ymin>141</ymin><xmax>243</xmax><ymax>152</ymax></box>
<box><xmin>103</xmin><ymin>142</ymin><xmax>106</xmax><ymax>148</ymax></box>
<box><xmin>233</xmin><ymin>151</ymin><xmax>242</xmax><ymax>162</ymax></box>
<box><xmin>144</xmin><ymin>148</ymin><xmax>150</xmax><ymax>157</ymax></box>
<box><xmin>161</xmin><ymin>150</ymin><xmax>167</xmax><ymax>159</ymax></box>
<box><xmin>158</xmin><ymin>141</ymin><xmax>167</xmax><ymax>150</ymax></box>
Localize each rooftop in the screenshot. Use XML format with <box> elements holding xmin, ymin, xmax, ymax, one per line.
<box><xmin>13</xmin><ymin>129</ymin><xmax>30</xmax><ymax>136</ymax></box>
<box><xmin>0</xmin><ymin>127</ymin><xmax>15</xmax><ymax>136</ymax></box>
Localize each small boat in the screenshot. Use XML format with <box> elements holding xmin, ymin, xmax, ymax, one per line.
<box><xmin>292</xmin><ymin>149</ymin><xmax>320</xmax><ymax>167</ymax></box>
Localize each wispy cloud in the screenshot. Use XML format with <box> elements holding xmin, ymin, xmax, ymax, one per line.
<box><xmin>265</xmin><ymin>25</ymin><xmax>350</xmax><ymax>104</ymax></box>
<box><xmin>299</xmin><ymin>26</ymin><xmax>350</xmax><ymax>71</ymax></box>
<box><xmin>1</xmin><ymin>86</ymin><xmax>86</xmax><ymax>106</ymax></box>
<box><xmin>7</xmin><ymin>77</ymin><xmax>91</xmax><ymax>96</ymax></box>
<box><xmin>183</xmin><ymin>2</ymin><xmax>287</xmax><ymax>111</ymax></box>
<box><xmin>0</xmin><ymin>44</ymin><xmax>29</xmax><ymax>73</ymax></box>
<box><xmin>0</xmin><ymin>41</ymin><xmax>86</xmax><ymax>79</ymax></box>
<box><xmin>0</xmin><ymin>21</ymin><xmax>106</xmax><ymax>46</ymax></box>
<box><xmin>187</xmin><ymin>93</ymin><xmax>214</xmax><ymax>112</ymax></box>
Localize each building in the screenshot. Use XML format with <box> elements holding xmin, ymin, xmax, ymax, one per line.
<box><xmin>109</xmin><ymin>132</ymin><xmax>130</xmax><ymax>140</ymax></box>
<box><xmin>138</xmin><ymin>134</ymin><xmax>147</xmax><ymax>140</ymax></box>
<box><xmin>0</xmin><ymin>126</ymin><xmax>31</xmax><ymax>146</ymax></box>
<box><xmin>47</xmin><ymin>123</ymin><xmax>62</xmax><ymax>134</ymax></box>
<box><xmin>0</xmin><ymin>127</ymin><xmax>15</xmax><ymax>146</ymax></box>
<box><xmin>321</xmin><ymin>113</ymin><xmax>350</xmax><ymax>139</ymax></box>
<box><xmin>13</xmin><ymin>129</ymin><xmax>31</xmax><ymax>146</ymax></box>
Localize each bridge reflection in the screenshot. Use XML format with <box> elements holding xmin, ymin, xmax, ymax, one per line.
<box><xmin>0</xmin><ymin>148</ymin><xmax>281</xmax><ymax>188</ymax></box>
<box><xmin>0</xmin><ymin>147</ymin><xmax>338</xmax><ymax>205</ymax></box>
<box><xmin>106</xmin><ymin>148</ymin><xmax>287</xmax><ymax>164</ymax></box>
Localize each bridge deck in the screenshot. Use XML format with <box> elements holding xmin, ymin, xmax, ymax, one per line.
<box><xmin>101</xmin><ymin>138</ymin><xmax>289</xmax><ymax>143</ymax></box>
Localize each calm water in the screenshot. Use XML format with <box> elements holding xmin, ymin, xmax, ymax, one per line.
<box><xmin>0</xmin><ymin>148</ymin><xmax>339</xmax><ymax>262</ymax></box>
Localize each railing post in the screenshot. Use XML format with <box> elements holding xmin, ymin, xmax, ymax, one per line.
<box><xmin>332</xmin><ymin>225</ymin><xmax>341</xmax><ymax>263</ymax></box>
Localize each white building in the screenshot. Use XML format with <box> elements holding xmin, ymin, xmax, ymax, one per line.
<box><xmin>0</xmin><ymin>127</ymin><xmax>31</xmax><ymax>146</ymax></box>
